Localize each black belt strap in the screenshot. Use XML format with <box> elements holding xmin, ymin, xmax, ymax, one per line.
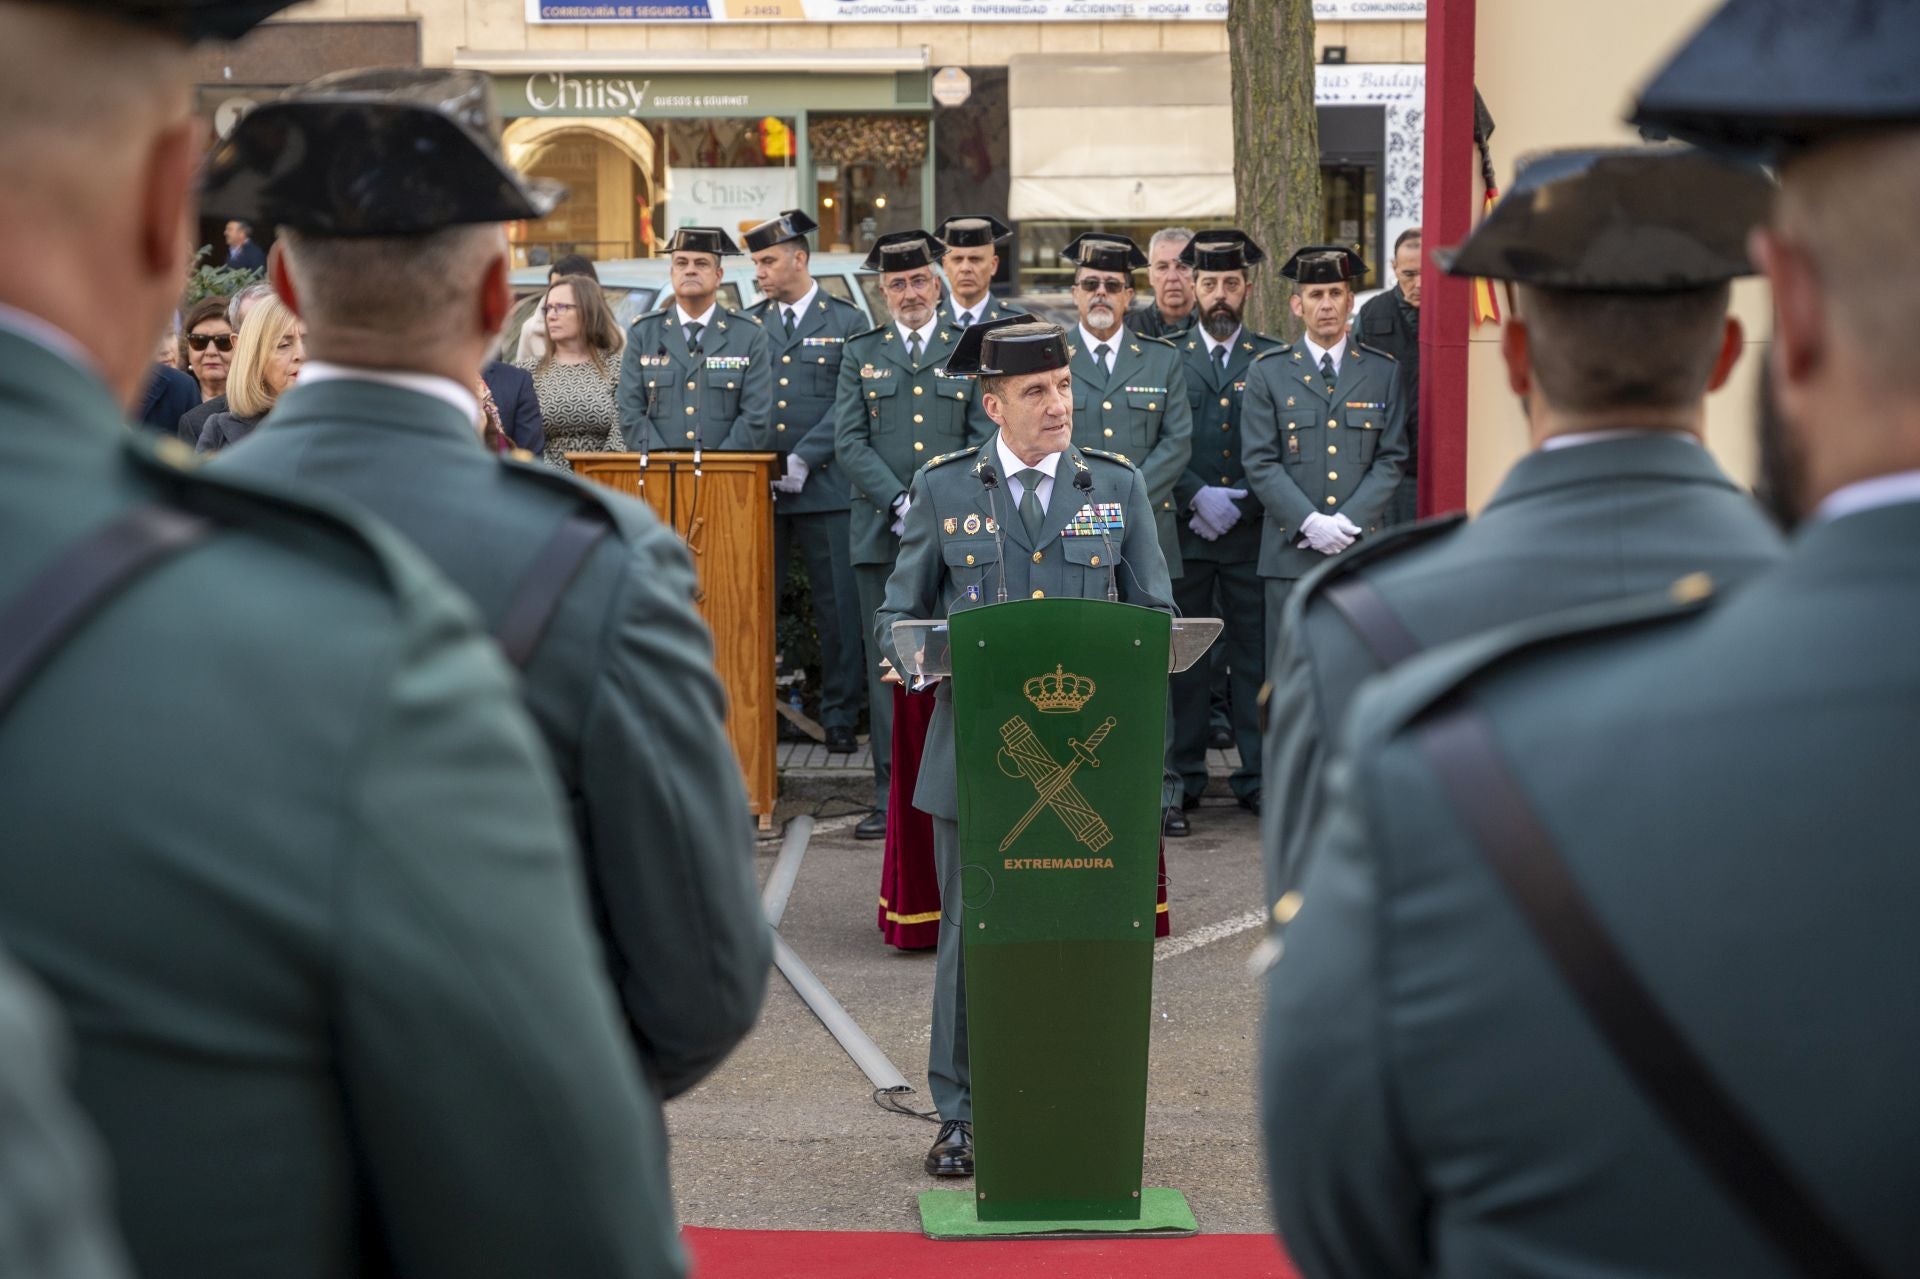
<box><xmin>0</xmin><ymin>503</ymin><xmax>212</xmax><ymax>719</ymax></box>
<box><xmin>1324</xmin><ymin>577</ymin><xmax>1424</xmax><ymax>669</ymax></box>
<box><xmin>496</xmin><ymin>511</ymin><xmax>613</xmax><ymax>668</ymax></box>
<box><xmin>1416</xmin><ymin>698</ymin><xmax>1886</xmax><ymax>1279</ymax></box>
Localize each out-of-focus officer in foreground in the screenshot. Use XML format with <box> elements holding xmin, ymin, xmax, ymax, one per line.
<box><xmin>747</xmin><ymin>209</ymin><xmax>870</xmax><ymax>755</ymax></box>
<box><xmin>834</xmin><ymin>230</ymin><xmax>991</xmax><ymax>841</ymax></box>
<box><xmin>1168</xmin><ymin>230</ymin><xmax>1283</xmax><ymax>822</ymax></box>
<box><xmin>619</xmin><ymin>226</ymin><xmax>772</xmax><ymax>451</ymax></box>
<box><xmin>1241</xmin><ymin>246</ymin><xmax>1408</xmax><ymax>662</ymax></box>
<box><xmin>1264</xmin><ymin>2</ymin><xmax>1920</xmax><ymax>1276</ymax></box>
<box><xmin>0</xmin><ymin>6</ymin><xmax>682</xmax><ymax>1278</ymax></box>
<box><xmin>1261</xmin><ymin>146</ymin><xmax>1785</xmax><ymax>908</ymax></box>
<box><xmin>875</xmin><ymin>318</ymin><xmax>1173</xmax><ymax>1181</ymax></box>
<box><xmin>934</xmin><ymin>214</ymin><xmax>1023</xmax><ymax>330</ymax></box>
<box><xmin>208</xmin><ymin>67</ymin><xmax>768</xmax><ymax>1102</ymax></box>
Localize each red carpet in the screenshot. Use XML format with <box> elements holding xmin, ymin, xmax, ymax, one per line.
<box><xmin>684</xmin><ymin>1226</ymin><xmax>1299</xmax><ymax>1278</ymax></box>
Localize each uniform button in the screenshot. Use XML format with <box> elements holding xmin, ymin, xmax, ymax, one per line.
<box><xmin>1222</xmin><ymin>449</ymin><xmax>1231</xmax><ymax>458</ymax></box>
<box><xmin>818</xmin><ymin>357</ymin><xmax>827</xmax><ymax>364</ymax></box>
<box><xmin>1327</xmin><ymin>419</ymin><xmax>1336</xmax><ymax>428</ymax></box>
<box><xmin>1220</xmin><ymin>475</ymin><xmax>1231</xmax><ymax>483</ymax></box>
<box><xmin>777</xmin><ymin>400</ymin><xmax>787</xmax><ymax>409</ymax></box>
<box><xmin>1102</xmin><ymin>400</ymin><xmax>1113</xmax><ymax>410</ymax></box>
<box><xmin>1219</xmin><ymin>397</ymin><xmax>1230</xmax><ymax>407</ymax></box>
<box><xmin>1031</xmin><ymin>589</ymin><xmax>1045</xmax><ymax>599</ymax></box>
<box><xmin>914</xmin><ymin>441</ymin><xmax>925</xmax><ymax>451</ymax></box>
<box><xmin>686</xmin><ymin>381</ymin><xmax>695</xmax><ymax>390</ymax></box>
<box><xmin>776</xmin><ymin>424</ymin><xmax>787</xmax><ymax>431</ymax></box>
<box><xmin>1090</xmin><ymin>555</ymin><xmax>1101</xmax><ymax>566</ymax></box>
<box><xmin>779</xmin><ymin>377</ymin><xmax>789</xmax><ymax>386</ymax></box>
<box><xmin>686</xmin><ymin>431</ymin><xmax>696</xmax><ymax>440</ymax></box>
<box><xmin>1221</xmin><ymin>423</ymin><xmax>1231</xmax><ymax>431</ymax></box>
<box><xmin>868</xmin><ymin>391</ymin><xmax>877</xmax><ymax>399</ymax></box>
<box><xmin>966</xmin><ymin>554</ymin><xmax>976</xmax><ymax>566</ymax></box>
<box><xmin>1328</xmin><ymin>445</ymin><xmax>1338</xmax><ymax>455</ymax></box>
<box><xmin>1325</xmin><ymin>496</ymin><xmax>1337</xmax><ymax>506</ymax></box>
<box><xmin>1031</xmin><ymin>551</ymin><xmax>1042</xmax><ymax>563</ymax></box>
<box><xmin>913</xmin><ymin>414</ymin><xmax>924</xmax><ymax>424</ymax></box>
<box><xmin>684</xmin><ymin>406</ymin><xmax>695</xmax><ymax>415</ymax></box>
<box><xmin>955</xmin><ymin>391</ymin><xmax>966</xmax><ymax>400</ymax></box>
<box><xmin>913</xmin><ymin>386</ymin><xmax>924</xmax><ymax>396</ymax></box>
<box><xmin>726</xmin><ymin>382</ymin><xmax>735</xmax><ymax>390</ymax></box>
<box><xmin>781</xmin><ymin>355</ymin><xmax>792</xmax><ymax>364</ymax></box>
<box><xmin>1366</xmin><ymin>421</ymin><xmax>1374</xmax><ymax>429</ymax></box>
<box><xmin>1148</xmin><ymin>402</ymin><xmax>1157</xmax><ymax>410</ymax></box>
<box><xmin>1328</xmin><ymin>471</ymin><xmax>1340</xmax><ymax>480</ymax></box>
<box><xmin>1103</xmin><ymin>428</ymin><xmax>1114</xmax><ymax>438</ymax></box>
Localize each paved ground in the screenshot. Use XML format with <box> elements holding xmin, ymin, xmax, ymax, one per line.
<box><xmin>664</xmin><ymin>781</ymin><xmax>1276</xmax><ymax>1238</ymax></box>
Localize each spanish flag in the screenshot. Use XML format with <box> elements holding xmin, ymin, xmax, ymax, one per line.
<box><xmin>1472</xmin><ymin>187</ymin><xmax>1502</xmax><ymax>327</ymax></box>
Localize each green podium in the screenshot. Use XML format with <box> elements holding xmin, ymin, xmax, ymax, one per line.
<box><xmin>896</xmin><ymin>600</ymin><xmax>1219</xmax><ymax>1240</ymax></box>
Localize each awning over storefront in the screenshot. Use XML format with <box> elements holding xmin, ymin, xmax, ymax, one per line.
<box><xmin>1007</xmin><ymin>53</ymin><xmax>1233</xmax><ymax>222</ymax></box>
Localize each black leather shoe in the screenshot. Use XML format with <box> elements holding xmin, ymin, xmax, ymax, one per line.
<box><xmin>924</xmin><ymin>1119</ymin><xmax>973</xmax><ymax>1177</ymax></box>
<box><xmin>855</xmin><ymin>810</ymin><xmax>887</xmax><ymax>841</ymax></box>
<box><xmin>1181</xmin><ymin>791</ymin><xmax>1202</xmax><ymax>812</ymax></box>
<box><xmin>1163</xmin><ymin>806</ymin><xmax>1190</xmax><ymax>838</ymax></box>
<box><xmin>1238</xmin><ymin>790</ymin><xmax>1262</xmax><ymax>816</ymax></box>
<box><xmin>1208</xmin><ymin>726</ymin><xmax>1234</xmax><ymax>751</ymax></box>
<box><xmin>824</xmin><ymin>725</ymin><xmax>857</xmax><ymax>754</ymax></box>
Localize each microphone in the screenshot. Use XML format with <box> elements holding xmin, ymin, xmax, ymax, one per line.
<box><xmin>1074</xmin><ymin>469</ymin><xmax>1119</xmax><ymax>602</ymax></box>
<box><xmin>978</xmin><ymin>463</ymin><xmax>1009</xmax><ymax>604</ymax></box>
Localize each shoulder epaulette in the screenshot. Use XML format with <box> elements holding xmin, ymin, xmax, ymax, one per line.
<box><xmin>1355</xmin><ymin>341</ymin><xmax>1398</xmax><ymax>363</ymax></box>
<box><xmin>849</xmin><ymin>320</ymin><xmax>890</xmax><ymax>342</ymax></box>
<box><xmin>1253</xmin><ymin>346</ymin><xmax>1292</xmax><ymax>364</ymax></box>
<box><xmin>1291</xmin><ymin>513</ymin><xmax>1468</xmax><ymax>619</ymax></box>
<box><xmin>1080</xmin><ymin>446</ymin><xmax>1137</xmax><ymax>469</ymax></box>
<box><xmin>1133</xmin><ymin>333</ymin><xmax>1177</xmax><ymax>350</ymax></box>
<box><xmin>924</xmin><ymin>445</ymin><xmax>980</xmax><ymax>471</ymax></box>
<box><xmin>630</xmin><ymin>305</ymin><xmax>671</xmax><ymax>326</ymax></box>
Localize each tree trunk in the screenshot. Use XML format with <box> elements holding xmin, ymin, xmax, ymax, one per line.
<box><xmin>1229</xmin><ymin>0</ymin><xmax>1321</xmax><ymax>341</ymax></box>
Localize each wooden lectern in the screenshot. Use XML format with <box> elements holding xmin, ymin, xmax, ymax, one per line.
<box><xmin>570</xmin><ymin>451</ymin><xmax>777</xmax><ymax>830</ymax></box>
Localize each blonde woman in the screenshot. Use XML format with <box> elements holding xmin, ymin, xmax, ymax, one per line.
<box><xmin>195</xmin><ymin>295</ymin><xmax>304</xmax><ymax>453</ymax></box>
<box><xmin>519</xmin><ymin>273</ymin><xmax>624</xmax><ymax>470</ymax></box>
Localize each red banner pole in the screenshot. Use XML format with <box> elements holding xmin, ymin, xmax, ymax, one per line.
<box><xmin>1419</xmin><ymin>0</ymin><xmax>1477</xmax><ymax>516</ymax></box>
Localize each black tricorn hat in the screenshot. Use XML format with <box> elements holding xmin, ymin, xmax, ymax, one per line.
<box><xmin>936</xmin><ymin>214</ymin><xmax>1013</xmax><ymax>248</ymax></box>
<box><xmin>1059</xmin><ymin>233</ymin><xmax>1148</xmax><ymax>273</ymax></box>
<box><xmin>201</xmin><ymin>68</ymin><xmax>564</xmax><ymax>235</ymax></box>
<box><xmin>862</xmin><ymin>231</ymin><xmax>948</xmax><ymax>274</ymax></box>
<box><xmin>1280</xmin><ymin>245</ymin><xmax>1367</xmax><ymax>284</ymax></box>
<box><xmin>742</xmin><ymin>209</ymin><xmax>818</xmax><ymax>254</ymax></box>
<box><xmin>1435</xmin><ymin>146</ymin><xmax>1772</xmax><ymax>291</ymax></box>
<box><xmin>664</xmin><ymin>226</ymin><xmax>744</xmax><ymax>258</ymax></box>
<box><xmin>943</xmin><ymin>317</ymin><xmax>1070</xmax><ymax>379</ymax></box>
<box><xmin>56</xmin><ymin>0</ymin><xmax>300</xmax><ymax>41</ymax></box>
<box><xmin>1630</xmin><ymin>0</ymin><xmax>1920</xmax><ymax>159</ymax></box>
<box><xmin>1180</xmin><ymin>229</ymin><xmax>1267</xmax><ymax>273</ymax></box>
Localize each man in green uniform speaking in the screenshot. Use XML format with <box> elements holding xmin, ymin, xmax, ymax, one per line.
<box><xmin>1240</xmin><ymin>246</ymin><xmax>1409</xmax><ymax>661</ymax></box>
<box><xmin>619</xmin><ymin>226</ymin><xmax>772</xmax><ymax>451</ymax></box>
<box><xmin>876</xmin><ymin>318</ymin><xmax>1173</xmax><ymax>1179</ymax></box>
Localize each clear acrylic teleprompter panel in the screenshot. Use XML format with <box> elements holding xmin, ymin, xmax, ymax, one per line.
<box><xmin>891</xmin><ymin>615</ymin><xmax>1220</xmax><ymax>683</ymax></box>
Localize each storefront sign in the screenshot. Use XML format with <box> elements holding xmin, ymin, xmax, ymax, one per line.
<box><xmin>494</xmin><ymin>69</ymin><xmax>926</xmax><ymax>117</ymax></box>
<box><xmin>529</xmin><ymin>0</ymin><xmax>1420</xmax><ymax>20</ymax></box>
<box><xmin>667</xmin><ymin>166</ymin><xmax>800</xmax><ymax>233</ymax></box>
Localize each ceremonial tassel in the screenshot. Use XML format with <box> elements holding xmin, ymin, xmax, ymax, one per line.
<box><xmin>1472</xmin><ymin>186</ymin><xmax>1502</xmax><ymax>328</ymax></box>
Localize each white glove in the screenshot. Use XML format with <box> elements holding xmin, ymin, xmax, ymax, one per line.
<box><xmin>889</xmin><ymin>491</ymin><xmax>911</xmax><ymax>536</ymax></box>
<box><xmin>1299</xmin><ymin>511</ymin><xmax>1356</xmax><ymax>555</ymax></box>
<box><xmin>772</xmin><ymin>453</ymin><xmax>810</xmax><ymax>495</ymax></box>
<box><xmin>1192</xmin><ymin>485</ymin><xmax>1248</xmax><ymax>535</ymax></box>
<box><xmin>1332</xmin><ymin>512</ymin><xmax>1361</xmax><ymax>538</ymax></box>
<box><xmin>1187</xmin><ymin>512</ymin><xmax>1222</xmax><ymax>541</ymax></box>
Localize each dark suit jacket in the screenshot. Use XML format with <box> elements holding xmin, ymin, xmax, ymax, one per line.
<box><xmin>482</xmin><ymin>359</ymin><xmax>545</xmax><ymax>454</ymax></box>
<box><xmin>179</xmin><ymin>393</ymin><xmax>225</xmax><ymax>445</ymax></box>
<box><xmin>139</xmin><ymin>365</ymin><xmax>199</xmax><ymax>435</ymax></box>
<box><xmin>226</xmin><ymin>241</ymin><xmax>266</xmax><ymax>273</ymax></box>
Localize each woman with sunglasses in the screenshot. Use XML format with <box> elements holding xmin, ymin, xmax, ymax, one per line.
<box><xmin>519</xmin><ymin>272</ymin><xmax>625</xmax><ymax>470</ymax></box>
<box><xmin>178</xmin><ymin>295</ymin><xmax>235</xmax><ymax>405</ymax></box>
<box><xmin>194</xmin><ymin>295</ymin><xmax>304</xmax><ymax>453</ymax></box>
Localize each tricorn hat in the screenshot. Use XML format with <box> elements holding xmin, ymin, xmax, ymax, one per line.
<box><xmin>936</xmin><ymin>215</ymin><xmax>1013</xmax><ymax>249</ymax></box>
<box><xmin>1279</xmin><ymin>246</ymin><xmax>1368</xmax><ymax>284</ymax></box>
<box><xmin>1630</xmin><ymin>0</ymin><xmax>1920</xmax><ymax>159</ymax></box>
<box><xmin>943</xmin><ymin>317</ymin><xmax>1070</xmax><ymax>379</ymax></box>
<box><xmin>1059</xmin><ymin>233</ymin><xmax>1148</xmax><ymax>274</ymax></box>
<box><xmin>202</xmin><ymin>68</ymin><xmax>564</xmax><ymax>235</ymax></box>
<box><xmin>862</xmin><ymin>231</ymin><xmax>948</xmax><ymax>274</ymax></box>
<box><xmin>1435</xmin><ymin>146</ymin><xmax>1772</xmax><ymax>291</ymax></box>
<box><xmin>742</xmin><ymin>209</ymin><xmax>818</xmax><ymax>254</ymax></box>
<box><xmin>59</xmin><ymin>0</ymin><xmax>300</xmax><ymax>41</ymax></box>
<box><xmin>1180</xmin><ymin>229</ymin><xmax>1267</xmax><ymax>273</ymax></box>
<box><xmin>664</xmin><ymin>226</ymin><xmax>744</xmax><ymax>258</ymax></box>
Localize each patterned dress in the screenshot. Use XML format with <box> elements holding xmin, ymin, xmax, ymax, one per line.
<box><xmin>520</xmin><ymin>355</ymin><xmax>624</xmax><ymax>471</ymax></box>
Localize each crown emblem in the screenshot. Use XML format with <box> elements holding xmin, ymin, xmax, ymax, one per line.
<box><xmin>1024</xmin><ymin>664</ymin><xmax>1095</xmax><ymax>714</ymax></box>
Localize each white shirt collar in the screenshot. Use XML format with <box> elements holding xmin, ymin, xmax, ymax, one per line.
<box><xmin>1201</xmin><ymin>326</ymin><xmax>1242</xmax><ymax>360</ymax></box>
<box><xmin>1539</xmin><ymin>428</ymin><xmax>1700</xmax><ymax>452</ymax></box>
<box><xmin>0</xmin><ymin>301</ymin><xmax>103</xmax><ymax>382</ymax></box>
<box><xmin>950</xmin><ymin>294</ymin><xmax>989</xmax><ymax>326</ymax></box>
<box><xmin>1812</xmin><ymin>469</ymin><xmax>1920</xmax><ymax>526</ymax></box>
<box><xmin>1301</xmin><ymin>333</ymin><xmax>1348</xmax><ymax>372</ymax></box>
<box><xmin>676</xmin><ymin>300</ymin><xmax>718</xmax><ymax>329</ymax></box>
<box><xmin>780</xmin><ymin>282</ymin><xmax>818</xmax><ymax>323</ymax></box>
<box><xmin>1078</xmin><ymin>324</ymin><xmax>1125</xmax><ymax>359</ymax></box>
<box><xmin>298</xmin><ymin>361</ymin><xmax>481</xmax><ymax>426</ymax></box>
<box><xmin>898</xmin><ymin>315</ymin><xmax>938</xmax><ymax>348</ymax></box>
<box><xmin>996</xmin><ymin>433</ymin><xmax>1064</xmax><ymax>486</ymax></box>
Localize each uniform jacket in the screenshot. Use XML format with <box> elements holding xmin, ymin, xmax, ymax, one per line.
<box><xmin>617</xmin><ymin>303</ymin><xmax>772</xmax><ymax>451</ymax></box>
<box><xmin>746</xmin><ymin>288</ymin><xmax>868</xmax><ymax>515</ymax></box>
<box><xmin>1263</xmin><ymin>433</ymin><xmax>1785</xmax><ymax>901</ymax></box>
<box><xmin>481</xmin><ymin>358</ymin><xmax>546</xmax><ymax>454</ymax></box>
<box><xmin>218</xmin><ymin>376</ymin><xmax>770</xmax><ymax>1101</ymax></box>
<box><xmin>1355</xmin><ymin>286</ymin><xmax>1421</xmax><ymax>504</ymax></box>
<box><xmin>1265</xmin><ymin>502</ymin><xmax>1920</xmax><ymax>1279</ymax></box>
<box><xmin>0</xmin><ymin>328</ymin><xmax>681</xmax><ymax>1279</ymax></box>
<box><xmin>1067</xmin><ymin>331</ymin><xmax>1194</xmax><ymax>577</ymax></box>
<box><xmin>1174</xmin><ymin>327</ymin><xmax>1286</xmax><ymax>566</ymax></box>
<box><xmin>1241</xmin><ymin>339</ymin><xmax>1409</xmax><ymax>579</ymax></box>
<box><xmin>945</xmin><ymin>293</ymin><xmax>1024</xmax><ymax>329</ymax></box>
<box><xmin>1126</xmin><ymin>305</ymin><xmax>1195</xmax><ymax>341</ymax></box>
<box><xmin>875</xmin><ymin>437</ymin><xmax>1174</xmax><ymax>822</ymax></box>
<box><xmin>832</xmin><ymin>308</ymin><xmax>995</xmax><ymax>566</ymax></box>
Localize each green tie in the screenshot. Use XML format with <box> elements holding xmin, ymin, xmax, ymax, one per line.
<box><xmin>1018</xmin><ymin>468</ymin><xmax>1046</xmax><ymax>542</ymax></box>
<box><xmin>908</xmin><ymin>330</ymin><xmax>923</xmax><ymax>367</ymax></box>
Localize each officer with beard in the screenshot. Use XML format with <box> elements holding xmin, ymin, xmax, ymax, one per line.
<box><xmin>1168</xmin><ymin>230</ymin><xmax>1283</xmax><ymax>821</ymax></box>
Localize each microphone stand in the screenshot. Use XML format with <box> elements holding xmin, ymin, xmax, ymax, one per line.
<box><xmin>978</xmin><ymin>463</ymin><xmax>1010</xmax><ymax>604</ymax></box>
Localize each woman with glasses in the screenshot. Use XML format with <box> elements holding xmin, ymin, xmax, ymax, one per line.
<box><xmin>194</xmin><ymin>295</ymin><xmax>304</xmax><ymax>453</ymax></box>
<box><xmin>178</xmin><ymin>296</ymin><xmax>235</xmax><ymax>406</ymax></box>
<box><xmin>520</xmin><ymin>273</ymin><xmax>625</xmax><ymax>471</ymax></box>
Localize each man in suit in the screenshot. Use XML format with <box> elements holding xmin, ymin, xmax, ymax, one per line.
<box><xmin>1354</xmin><ymin>227</ymin><xmax>1423</xmax><ymax>526</ymax></box>
<box><xmin>1240</xmin><ymin>245</ymin><xmax>1409</xmax><ymax>664</ymax></box>
<box><xmin>481</xmin><ymin>357</ymin><xmax>544</xmax><ymax>453</ymax></box>
<box><xmin>1261</xmin><ymin>147</ymin><xmax>1783</xmax><ymax>906</ymax></box>
<box><xmin>747</xmin><ymin>208</ymin><xmax>869</xmax><ymax>755</ymax></box>
<box><xmin>222</xmin><ymin>219</ymin><xmax>264</xmax><ymax>272</ymax></box>
<box><xmin>1128</xmin><ymin>227</ymin><xmax>1197</xmax><ymax>339</ymax></box>
<box><xmin>934</xmin><ymin>214</ymin><xmax>1022</xmax><ymax>331</ymax></box>
<box><xmin>618</xmin><ymin>227</ymin><xmax>771</xmax><ymax>451</ymax></box>
<box><xmin>1264</xmin><ymin>5</ymin><xmax>1920</xmax><ymax>1275</ymax></box>
<box><xmin>138</xmin><ymin>360</ymin><xmax>198</xmax><ymax>433</ymax></box>
<box><xmin>1167</xmin><ymin>230</ymin><xmax>1284</xmax><ymax>821</ymax></box>
<box><xmin>876</xmin><ymin>318</ymin><xmax>1173</xmax><ymax>1179</ymax></box>
<box><xmin>0</xmin><ymin>9</ymin><xmax>682</xmax><ymax>1278</ymax></box>
<box><xmin>833</xmin><ymin>230</ymin><xmax>992</xmax><ymax>840</ymax></box>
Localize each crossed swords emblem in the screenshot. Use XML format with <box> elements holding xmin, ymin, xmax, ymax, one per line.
<box><xmin>996</xmin><ymin>715</ymin><xmax>1117</xmax><ymax>852</ymax></box>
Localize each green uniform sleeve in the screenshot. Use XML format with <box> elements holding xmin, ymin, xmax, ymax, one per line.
<box><xmin>834</xmin><ymin>343</ymin><xmax>910</xmax><ymax>511</ymax></box>
<box><xmin>615</xmin><ymin>330</ymin><xmax>650</xmax><ymax>446</ymax></box>
<box><xmin>1135</xmin><ymin>355</ymin><xmax>1193</xmax><ymax>512</ymax></box>
<box><xmin>722</xmin><ymin>321</ymin><xmax>773</xmax><ymax>451</ymax></box>
<box><xmin>1339</xmin><ymin>364</ymin><xmax>1409</xmax><ymax>531</ymax></box>
<box><xmin>1260</xmin><ymin>605</ymin><xmax>1332</xmax><ymax>910</ymax></box>
<box><xmin>1241</xmin><ymin>363</ymin><xmax>1317</xmax><ymax>533</ymax></box>
<box><xmin>874</xmin><ymin>468</ymin><xmax>945</xmax><ymax>675</ymax></box>
<box><xmin>338</xmin><ymin>577</ymin><xmax>683</xmax><ymax>1279</ymax></box>
<box><xmin>580</xmin><ymin>524</ymin><xmax>770</xmax><ymax>1098</ymax></box>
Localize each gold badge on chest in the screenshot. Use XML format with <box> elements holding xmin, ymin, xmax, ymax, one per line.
<box><xmin>943</xmin><ymin>517</ymin><xmax>958</xmax><ymax>535</ymax></box>
<box><xmin>963</xmin><ymin>513</ymin><xmax>982</xmax><ymax>535</ymax></box>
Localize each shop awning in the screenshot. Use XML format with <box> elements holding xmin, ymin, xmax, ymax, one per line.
<box><xmin>453</xmin><ymin>48</ymin><xmax>927</xmax><ymax>75</ymax></box>
<box><xmin>1007</xmin><ymin>53</ymin><xmax>1234</xmax><ymax>222</ymax></box>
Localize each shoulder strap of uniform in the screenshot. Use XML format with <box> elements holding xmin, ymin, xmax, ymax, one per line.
<box><xmin>497</xmin><ymin>506</ymin><xmax>615</xmax><ymax>668</ymax></box>
<box><xmin>1306</xmin><ymin>513</ymin><xmax>1467</xmax><ymax>669</ymax></box>
<box><xmin>1354</xmin><ymin>340</ymin><xmax>1398</xmax><ymax>363</ymax></box>
<box><xmin>1406</xmin><ymin>579</ymin><xmax>1887</xmax><ymax>1279</ymax></box>
<box><xmin>0</xmin><ymin>503</ymin><xmax>211</xmax><ymax>720</ymax></box>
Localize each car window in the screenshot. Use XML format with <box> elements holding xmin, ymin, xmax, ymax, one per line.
<box><xmin>856</xmin><ymin>275</ymin><xmax>888</xmax><ymax>321</ymax></box>
<box><xmin>497</xmin><ymin>294</ymin><xmax>543</xmax><ymax>364</ymax></box>
<box><xmin>818</xmin><ymin>274</ymin><xmax>855</xmax><ymax>306</ymax></box>
<box><xmin>610</xmin><ymin>288</ymin><xmax>657</xmax><ymax>329</ymax></box>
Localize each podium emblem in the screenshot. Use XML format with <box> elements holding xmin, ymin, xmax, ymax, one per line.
<box><xmin>995</xmin><ymin>668</ymin><xmax>1114</xmax><ymax>853</ymax></box>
